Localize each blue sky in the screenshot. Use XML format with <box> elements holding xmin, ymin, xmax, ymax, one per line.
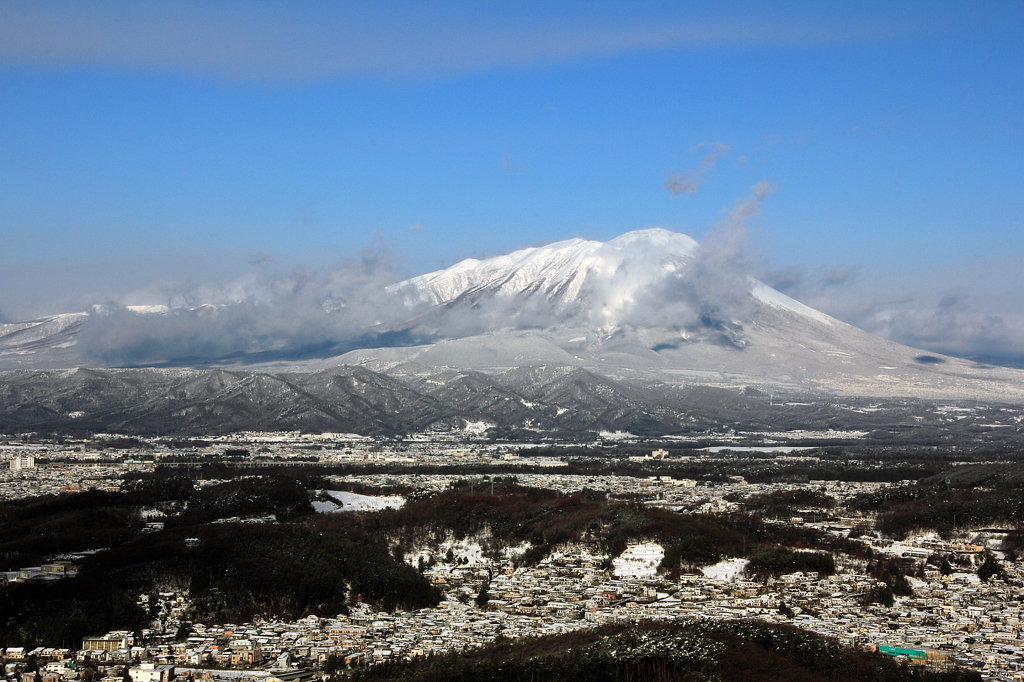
<box><xmin>1</xmin><ymin>1</ymin><xmax>1022</xmax><ymax>363</ymax></box>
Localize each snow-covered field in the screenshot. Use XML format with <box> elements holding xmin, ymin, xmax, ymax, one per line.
<box><xmin>701</xmin><ymin>558</ymin><xmax>749</xmax><ymax>582</ymax></box>
<box><xmin>313</xmin><ymin>490</ymin><xmax>405</xmax><ymax>513</ymax></box>
<box><xmin>599</xmin><ymin>431</ymin><xmax>638</xmax><ymax>441</ymax></box>
<box><xmin>613</xmin><ymin>542</ymin><xmax>664</xmax><ymax>578</ymax></box>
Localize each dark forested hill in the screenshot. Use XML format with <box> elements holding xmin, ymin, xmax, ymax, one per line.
<box><xmin>352</xmin><ymin>483</ymin><xmax>865</xmax><ymax>574</ymax></box>
<box><xmin>348</xmin><ymin>619</ymin><xmax>980</xmax><ymax>682</ymax></box>
<box><xmin>0</xmin><ymin>476</ymin><xmax>439</xmax><ymax>649</ymax></box>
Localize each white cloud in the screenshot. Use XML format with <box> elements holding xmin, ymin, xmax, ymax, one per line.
<box><xmin>75</xmin><ymin>244</ymin><xmax>427</xmax><ymax>365</ymax></box>
<box><xmin>771</xmin><ymin>257</ymin><xmax>1024</xmax><ymax>366</ymax></box>
<box><xmin>496</xmin><ymin>152</ymin><xmax>527</xmax><ymax>174</ymax></box>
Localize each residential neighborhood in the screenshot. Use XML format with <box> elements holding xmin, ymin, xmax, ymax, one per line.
<box><xmin>3</xmin><ymin>436</ymin><xmax>1024</xmax><ymax>679</ymax></box>
<box><xmin>4</xmin><ymin>532</ymin><xmax>1023</xmax><ymax>679</ymax></box>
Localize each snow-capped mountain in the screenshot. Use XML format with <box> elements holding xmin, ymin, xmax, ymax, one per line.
<box><xmin>0</xmin><ymin>312</ymin><xmax>88</xmax><ymax>368</ymax></box>
<box><xmin>4</xmin><ymin>227</ymin><xmax>1024</xmax><ymax>439</ymax></box>
<box><xmin>399</xmin><ymin>227</ymin><xmax>830</xmax><ymax>336</ymax></box>
<box><xmin>351</xmin><ymin>228</ymin><xmax>1024</xmax><ymax>403</ymax></box>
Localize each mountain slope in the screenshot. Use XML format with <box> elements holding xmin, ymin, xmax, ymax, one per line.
<box><xmin>351</xmin><ymin>228</ymin><xmax>1024</xmax><ymax>402</ymax></box>
<box><xmin>2</xmin><ymin>227</ymin><xmax>1024</xmax><ymax>435</ymax></box>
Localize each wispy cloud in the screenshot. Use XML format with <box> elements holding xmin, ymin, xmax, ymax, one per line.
<box><xmin>621</xmin><ymin>181</ymin><xmax>774</xmax><ymax>339</ymax></box>
<box><xmin>496</xmin><ymin>152</ymin><xmax>528</xmax><ymax>174</ymax></box>
<box><xmin>0</xmin><ymin>2</ymin><xmax>929</xmax><ymax>83</ymax></box>
<box><xmin>248</xmin><ymin>252</ymin><xmax>275</xmax><ymax>267</ymax></box>
<box><xmin>664</xmin><ymin>141</ymin><xmax>730</xmax><ymax>197</ymax></box>
<box><xmin>760</xmin><ymin>264</ymin><xmax>858</xmax><ymax>298</ymax></box>
<box><xmin>663</xmin><ymin>175</ymin><xmax>702</xmax><ymax>197</ymax></box>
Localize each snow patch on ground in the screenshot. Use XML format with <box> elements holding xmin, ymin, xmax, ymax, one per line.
<box><xmin>885</xmin><ymin>539</ymin><xmax>938</xmax><ymax>559</ymax></box>
<box><xmin>548</xmin><ymin>544</ymin><xmax>604</xmax><ymax>565</ymax></box>
<box><xmin>613</xmin><ymin>542</ymin><xmax>664</xmax><ymax>578</ymax></box>
<box><xmin>701</xmin><ymin>558</ymin><xmax>749</xmax><ymax>582</ymax></box>
<box><xmin>500</xmin><ymin>540</ymin><xmax>532</xmax><ymax>563</ymax></box>
<box><xmin>461</xmin><ymin>420</ymin><xmax>494</xmax><ymax>434</ymax></box>
<box><xmin>906</xmin><ymin>576</ymin><xmax>929</xmax><ymax>591</ymax></box>
<box><xmin>313</xmin><ymin>490</ymin><xmax>405</xmax><ymax>513</ymax></box>
<box><xmin>599</xmin><ymin>430</ymin><xmax>637</xmax><ymax>441</ymax></box>
<box><xmin>437</xmin><ymin>539</ymin><xmax>486</xmax><ymax>566</ymax></box>
<box><xmin>407</xmin><ymin>536</ymin><xmax>494</xmax><ymax>569</ymax></box>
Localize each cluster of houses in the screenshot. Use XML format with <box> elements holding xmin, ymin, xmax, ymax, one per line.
<box><xmin>2</xmin><ymin>433</ymin><xmax>903</xmax><ymax>511</ymax></box>
<box><xmin>1</xmin><ymin>647</ymin><xmax>173</xmax><ymax>682</ymax></box>
<box><xmin>7</xmin><ymin>438</ymin><xmax>1024</xmax><ymax>678</ymax></box>
<box><xmin>1</xmin><ymin>460</ymin><xmax>129</xmax><ymax>501</ymax></box>
<box><xmin>5</xmin><ymin>527</ymin><xmax>1021</xmax><ymax>681</ymax></box>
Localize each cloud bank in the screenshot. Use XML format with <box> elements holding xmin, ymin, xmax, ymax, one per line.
<box><xmin>39</xmin><ymin>180</ymin><xmax>1024</xmax><ymax>370</ymax></box>
<box><xmin>763</xmin><ymin>259</ymin><xmax>1024</xmax><ymax>368</ymax></box>
<box><xmin>0</xmin><ymin>2</ymin><xmax>926</xmax><ymax>82</ymax></box>
<box><xmin>856</xmin><ymin>295</ymin><xmax>1024</xmax><ymax>368</ymax></box>
<box><xmin>76</xmin><ymin>246</ymin><xmax>428</xmax><ymax>365</ymax></box>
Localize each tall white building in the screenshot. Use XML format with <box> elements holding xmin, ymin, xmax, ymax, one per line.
<box><xmin>9</xmin><ymin>453</ymin><xmax>35</xmax><ymax>471</ymax></box>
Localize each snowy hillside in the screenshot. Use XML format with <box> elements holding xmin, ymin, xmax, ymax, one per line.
<box><xmin>3</xmin><ymin>228</ymin><xmax>1024</xmax><ymax>406</ymax></box>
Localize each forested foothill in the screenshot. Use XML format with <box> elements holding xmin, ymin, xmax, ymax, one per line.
<box><xmin>347</xmin><ymin>619</ymin><xmax>981</xmax><ymax>682</ymax></box>
<box><xmin>849</xmin><ymin>462</ymin><xmax>1024</xmax><ymax>538</ymax></box>
<box><xmin>0</xmin><ymin>474</ymin><xmax>440</xmax><ymax>650</ymax></box>
<box><xmin>348</xmin><ymin>481</ymin><xmax>865</xmax><ymax>574</ymax></box>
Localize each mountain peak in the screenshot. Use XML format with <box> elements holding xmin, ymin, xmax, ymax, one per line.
<box><xmin>607</xmin><ymin>227</ymin><xmax>698</xmax><ymax>254</ymax></box>
<box><xmin>406</xmin><ymin>228</ymin><xmax>701</xmax><ymax>313</ymax></box>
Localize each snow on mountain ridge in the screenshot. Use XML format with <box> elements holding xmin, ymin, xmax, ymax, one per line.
<box><xmin>406</xmin><ymin>237</ymin><xmax>603</xmax><ymax>306</ymax></box>
<box><xmin>750</xmin><ymin>280</ymin><xmax>833</xmax><ymax>326</ymax></box>
<box><xmin>404</xmin><ymin>228</ymin><xmax>700</xmax><ymax>312</ymax></box>
<box><xmin>0</xmin><ymin>313</ymin><xmax>88</xmax><ymax>347</ymax></box>
<box><xmin>400</xmin><ymin>227</ymin><xmax>832</xmax><ymax>330</ymax></box>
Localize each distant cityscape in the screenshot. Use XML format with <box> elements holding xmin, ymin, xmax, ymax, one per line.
<box><xmin>2</xmin><ymin>433</ymin><xmax>1021</xmax><ymax>679</ymax></box>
